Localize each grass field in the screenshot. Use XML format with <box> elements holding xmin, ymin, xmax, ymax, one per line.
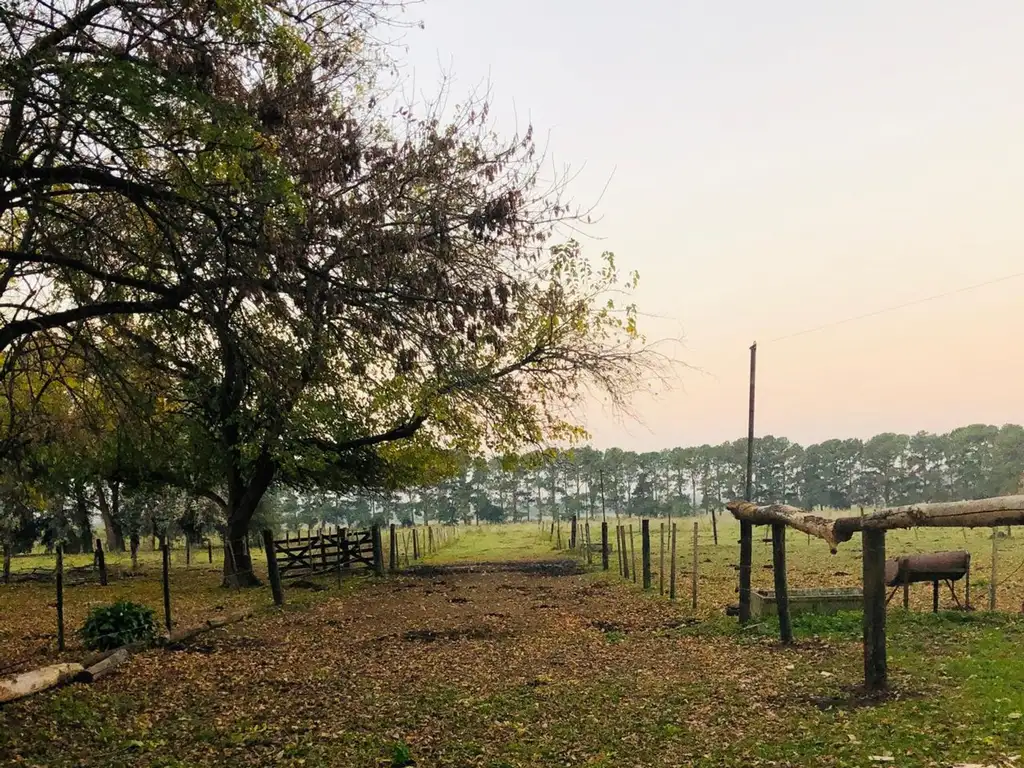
<box><xmin>2</xmin><ymin>519</ymin><xmax>1024</xmax><ymax>766</ymax></box>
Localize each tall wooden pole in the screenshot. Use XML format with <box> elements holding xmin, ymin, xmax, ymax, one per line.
<box><xmin>739</xmin><ymin>341</ymin><xmax>756</xmax><ymax>624</ymax></box>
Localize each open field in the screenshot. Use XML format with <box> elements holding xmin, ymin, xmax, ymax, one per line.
<box><xmin>2</xmin><ymin>523</ymin><xmax>1024</xmax><ymax>766</ymax></box>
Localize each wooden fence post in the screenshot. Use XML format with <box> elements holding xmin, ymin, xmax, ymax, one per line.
<box><xmin>659</xmin><ymin>522</ymin><xmax>666</xmax><ymax>596</ymax></box>
<box><xmin>669</xmin><ymin>523</ymin><xmax>677</xmax><ymax>601</ymax></box>
<box><xmin>619</xmin><ymin>526</ymin><xmax>629</xmax><ymax>579</ymax></box>
<box><xmin>641</xmin><ymin>519</ymin><xmax>652</xmax><ymax>590</ymax></box>
<box><xmin>691</xmin><ymin>522</ymin><xmax>699</xmax><ymax>610</ymax></box>
<box><xmin>95</xmin><ymin>538</ymin><xmax>108</xmax><ymax>586</ymax></box>
<box><xmin>389</xmin><ymin>524</ymin><xmax>398</xmax><ymax>572</ymax></box>
<box><xmin>601</xmin><ymin>522</ymin><xmax>609</xmax><ymax>571</ymax></box>
<box><xmin>56</xmin><ymin>544</ymin><xmax>65</xmax><ymax>651</ymax></box>
<box><xmin>585</xmin><ymin>522</ymin><xmax>592</xmax><ymax>566</ymax></box>
<box><xmin>629</xmin><ymin>524</ymin><xmax>637</xmax><ymax>584</ymax></box>
<box><xmin>739</xmin><ymin>520</ymin><xmax>753</xmax><ymax>624</ymax></box>
<box><xmin>161</xmin><ymin>540</ymin><xmax>172</xmax><ymax>631</ymax></box>
<box><xmin>262</xmin><ymin>530</ymin><xmax>284</xmax><ymax>606</ymax></box>
<box><xmin>990</xmin><ymin>529</ymin><xmax>998</xmax><ymax>611</ymax></box>
<box><xmin>207</xmin><ymin>539</ymin><xmax>213</xmax><ymax>564</ymax></box>
<box><xmin>2</xmin><ymin>539</ymin><xmax>10</xmax><ymax>585</ymax></box>
<box><xmin>863</xmin><ymin>529</ymin><xmax>887</xmax><ymax>691</ymax></box>
<box><xmin>185</xmin><ymin>538</ymin><xmax>191</xmax><ymax>567</ymax></box>
<box><xmin>371</xmin><ymin>525</ymin><xmax>385</xmax><ymax>576</ymax></box>
<box><xmin>412</xmin><ymin>529</ymin><xmax>420</xmax><ymax>560</ymax></box>
<box><xmin>771</xmin><ymin>522</ymin><xmax>792</xmax><ymax>644</ymax></box>
<box><xmin>428</xmin><ymin>526</ymin><xmax>434</xmax><ymax>555</ymax></box>
<box><xmin>341</xmin><ymin>528</ymin><xmax>350</xmax><ymax>572</ymax></box>
<box><xmin>570</xmin><ymin>516</ymin><xmax>578</xmax><ymax>549</ymax></box>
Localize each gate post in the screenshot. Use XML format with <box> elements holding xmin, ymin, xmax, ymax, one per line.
<box><xmin>262</xmin><ymin>530</ymin><xmax>284</xmax><ymax>606</ymax></box>
<box><xmin>371</xmin><ymin>525</ymin><xmax>385</xmax><ymax>576</ymax></box>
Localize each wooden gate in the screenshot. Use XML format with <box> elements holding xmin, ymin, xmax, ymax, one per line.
<box><xmin>272</xmin><ymin>528</ymin><xmax>380</xmax><ymax>579</ymax></box>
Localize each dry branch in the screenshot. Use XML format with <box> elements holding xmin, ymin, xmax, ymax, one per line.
<box><xmin>725</xmin><ymin>501</ymin><xmax>842</xmax><ymax>552</ymax></box>
<box><xmin>165</xmin><ymin>611</ymin><xmax>253</xmax><ymax>645</ymax></box>
<box><xmin>78</xmin><ymin>649</ymin><xmax>129</xmax><ymax>683</ymax></box>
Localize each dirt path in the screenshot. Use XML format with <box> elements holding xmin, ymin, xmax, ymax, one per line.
<box><xmin>1</xmin><ymin>559</ymin><xmax>850</xmax><ymax>768</ymax></box>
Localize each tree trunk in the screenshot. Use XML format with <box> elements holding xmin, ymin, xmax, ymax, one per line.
<box><xmin>73</xmin><ymin>483</ymin><xmax>92</xmax><ymax>554</ymax></box>
<box><xmin>221</xmin><ymin>462</ymin><xmax>275</xmax><ymax>587</ymax></box>
<box><xmin>94</xmin><ymin>482</ymin><xmax>125</xmax><ymax>552</ymax></box>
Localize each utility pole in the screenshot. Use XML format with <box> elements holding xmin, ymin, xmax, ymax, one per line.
<box><xmin>738</xmin><ymin>342</ymin><xmax>756</xmax><ymax>624</ymax></box>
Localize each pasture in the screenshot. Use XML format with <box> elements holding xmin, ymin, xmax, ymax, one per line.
<box><xmin>2</xmin><ymin>519</ymin><xmax>1024</xmax><ymax>767</ymax></box>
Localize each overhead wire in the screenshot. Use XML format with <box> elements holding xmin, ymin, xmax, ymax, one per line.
<box><xmin>767</xmin><ymin>269</ymin><xmax>1024</xmax><ymax>344</ymax></box>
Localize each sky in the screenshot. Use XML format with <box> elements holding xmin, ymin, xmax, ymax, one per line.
<box><xmin>399</xmin><ymin>1</ymin><xmax>1024</xmax><ymax>451</ymax></box>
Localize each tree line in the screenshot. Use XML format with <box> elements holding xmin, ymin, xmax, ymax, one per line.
<box><xmin>281</xmin><ymin>423</ymin><xmax>1024</xmax><ymax>528</ymax></box>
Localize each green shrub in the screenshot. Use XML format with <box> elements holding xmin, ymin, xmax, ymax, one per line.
<box><xmin>79</xmin><ymin>600</ymin><xmax>158</xmax><ymax>651</ymax></box>
<box><xmin>389</xmin><ymin>741</ymin><xmax>414</xmax><ymax>767</ymax></box>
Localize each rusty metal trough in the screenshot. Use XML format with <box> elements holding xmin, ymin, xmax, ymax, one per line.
<box><xmin>884</xmin><ymin>550</ymin><xmax>971</xmax><ymax>611</ymax></box>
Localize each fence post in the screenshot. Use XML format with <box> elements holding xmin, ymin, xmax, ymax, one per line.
<box><xmin>669</xmin><ymin>523</ymin><xmax>677</xmax><ymax>601</ymax></box>
<box><xmin>659</xmin><ymin>522</ymin><xmax>665</xmax><ymax>596</ymax></box>
<box><xmin>428</xmin><ymin>526</ymin><xmax>434</xmax><ymax>555</ymax></box>
<box><xmin>771</xmin><ymin>522</ymin><xmax>792</xmax><ymax>644</ymax></box>
<box><xmin>601</xmin><ymin>522</ymin><xmax>609</xmax><ymax>571</ymax></box>
<box><xmin>185</xmin><ymin>538</ymin><xmax>191</xmax><ymax>567</ymax></box>
<box><xmin>207</xmin><ymin>539</ymin><xmax>213</xmax><ymax>564</ymax></box>
<box><xmin>56</xmin><ymin>544</ymin><xmax>65</xmax><ymax>651</ymax></box>
<box><xmin>389</xmin><ymin>524</ymin><xmax>398</xmax><ymax>572</ymax></box>
<box><xmin>161</xmin><ymin>540</ymin><xmax>172</xmax><ymax>631</ymax></box>
<box><xmin>262</xmin><ymin>530</ymin><xmax>284</xmax><ymax>606</ymax></box>
<box><xmin>570</xmin><ymin>516</ymin><xmax>578</xmax><ymax>549</ymax></box>
<box><xmin>585</xmin><ymin>522</ymin><xmax>592</xmax><ymax>566</ymax></box>
<box><xmin>340</xmin><ymin>528</ymin><xmax>350</xmax><ymax>572</ymax></box>
<box><xmin>371</xmin><ymin>525</ymin><xmax>385</xmax><ymax>576</ymax></box>
<box><xmin>691</xmin><ymin>522</ymin><xmax>699</xmax><ymax>610</ymax></box>
<box><xmin>932</xmin><ymin>579</ymin><xmax>939</xmax><ymax>613</ymax></box>
<box><xmin>2</xmin><ymin>539</ymin><xmax>9</xmax><ymax>585</ymax></box>
<box><xmin>990</xmin><ymin>529</ymin><xmax>998</xmax><ymax>611</ymax></box>
<box><xmin>641</xmin><ymin>519</ymin><xmax>651</xmax><ymax>590</ymax></box>
<box><xmin>620</xmin><ymin>526</ymin><xmax>629</xmax><ymax>579</ymax></box>
<box><xmin>629</xmin><ymin>524</ymin><xmax>637</xmax><ymax>584</ymax></box>
<box><xmin>412</xmin><ymin>529</ymin><xmax>420</xmax><ymax>560</ymax></box>
<box><xmin>95</xmin><ymin>538</ymin><xmax>108</xmax><ymax>586</ymax></box>
<box><xmin>863</xmin><ymin>529</ymin><xmax>887</xmax><ymax>691</ymax></box>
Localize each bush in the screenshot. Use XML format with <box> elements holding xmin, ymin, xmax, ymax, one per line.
<box><xmin>79</xmin><ymin>600</ymin><xmax>158</xmax><ymax>651</ymax></box>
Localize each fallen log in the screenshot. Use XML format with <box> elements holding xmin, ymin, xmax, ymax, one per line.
<box><xmin>77</xmin><ymin>649</ymin><xmax>129</xmax><ymax>683</ymax></box>
<box><xmin>165</xmin><ymin>611</ymin><xmax>253</xmax><ymax>645</ymax></box>
<box><xmin>0</xmin><ymin>663</ymin><xmax>84</xmax><ymax>705</ymax></box>
<box><xmin>727</xmin><ymin>495</ymin><xmax>1024</xmax><ymax>551</ymax></box>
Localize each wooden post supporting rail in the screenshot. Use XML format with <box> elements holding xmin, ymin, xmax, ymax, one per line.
<box><xmin>262</xmin><ymin>530</ymin><xmax>284</xmax><ymax>606</ymax></box>
<box><xmin>863</xmin><ymin>529</ymin><xmax>887</xmax><ymax>691</ymax></box>
<box><xmin>990</xmin><ymin>529</ymin><xmax>998</xmax><ymax>611</ymax></box>
<box><xmin>771</xmin><ymin>522</ymin><xmax>792</xmax><ymax>644</ymax></box>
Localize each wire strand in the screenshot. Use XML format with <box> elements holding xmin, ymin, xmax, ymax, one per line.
<box><xmin>768</xmin><ymin>270</ymin><xmax>1024</xmax><ymax>344</ymax></box>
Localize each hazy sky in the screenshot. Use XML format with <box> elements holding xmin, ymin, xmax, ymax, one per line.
<box><xmin>402</xmin><ymin>1</ymin><xmax>1024</xmax><ymax>451</ymax></box>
